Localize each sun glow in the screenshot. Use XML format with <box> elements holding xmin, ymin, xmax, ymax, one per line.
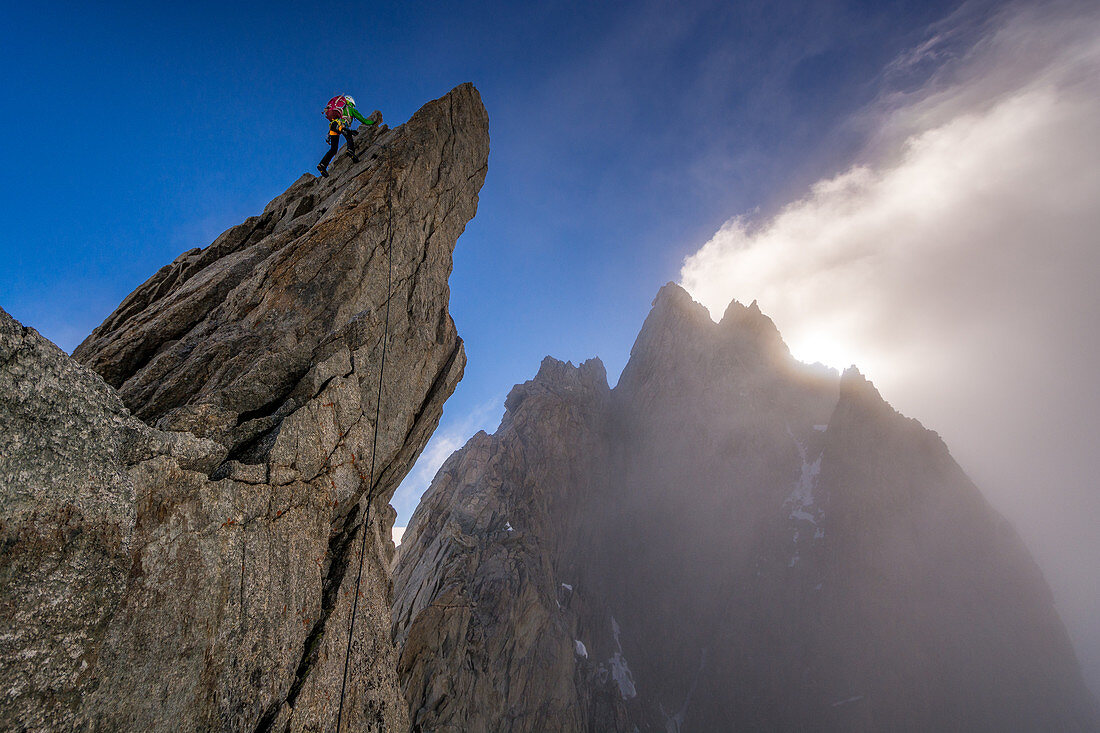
<box><xmin>678</xmin><ymin>11</ymin><xmax>1100</xmax><ymax>700</ymax></box>
<box><xmin>784</xmin><ymin>330</ymin><xmax>859</xmax><ymax>374</ymax></box>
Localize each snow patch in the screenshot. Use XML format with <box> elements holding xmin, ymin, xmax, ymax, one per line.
<box><xmin>784</xmin><ymin>426</ymin><xmax>826</xmax><ymax>534</ymax></box>
<box><xmin>392</xmin><ymin>526</ymin><xmax>406</xmax><ymax>545</ymax></box>
<box><xmin>831</xmin><ymin>695</ymin><xmax>864</xmax><ymax>707</ymax></box>
<box><xmin>609</xmin><ymin>616</ymin><xmax>638</xmax><ymax>699</ymax></box>
<box><xmin>787</xmin><ymin>453</ymin><xmax>822</xmax><ymax>523</ymax></box>
<box><xmin>504</xmin><ymin>521</ymin><xmax>514</xmax><ymax>532</ymax></box>
<box><xmin>575</xmin><ymin>639</ymin><xmax>588</xmax><ymax>658</ymax></box>
<box><xmin>561</xmin><ymin>583</ymin><xmax>573</xmax><ymax>591</ymax></box>
<box><xmin>609</xmin><ymin>653</ymin><xmax>637</xmax><ymax>699</ymax></box>
<box><xmin>611</xmin><ymin>615</ymin><xmax>623</xmax><ymax>646</ymax></box>
<box><xmin>790</xmin><ymin>508</ymin><xmax>816</xmax><ymax>523</ymax></box>
<box><xmin>783</xmin><ymin>426</ymin><xmax>828</xmax><ymax>571</ymax></box>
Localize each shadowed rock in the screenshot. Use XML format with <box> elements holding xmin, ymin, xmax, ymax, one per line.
<box><xmin>1</xmin><ymin>82</ymin><xmax>488</xmax><ymax>732</ymax></box>
<box><xmin>392</xmin><ymin>357</ymin><xmax>617</xmax><ymax>731</ymax></box>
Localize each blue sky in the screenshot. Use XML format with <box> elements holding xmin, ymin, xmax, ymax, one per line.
<box><xmin>0</xmin><ymin>0</ymin><xmax>964</xmax><ymax>509</ymax></box>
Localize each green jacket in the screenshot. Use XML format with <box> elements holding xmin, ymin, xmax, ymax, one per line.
<box><xmin>345</xmin><ymin>102</ymin><xmax>374</xmax><ymax>127</ymax></box>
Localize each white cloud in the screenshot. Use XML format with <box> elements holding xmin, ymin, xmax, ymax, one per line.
<box><xmin>392</xmin><ymin>526</ymin><xmax>405</xmax><ymax>546</ymax></box>
<box><xmin>681</xmin><ymin>1</ymin><xmax>1100</xmax><ymax>696</ymax></box>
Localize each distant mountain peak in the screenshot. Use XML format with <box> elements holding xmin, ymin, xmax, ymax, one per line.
<box><xmin>394</xmin><ymin>284</ymin><xmax>1098</xmax><ymax>732</ymax></box>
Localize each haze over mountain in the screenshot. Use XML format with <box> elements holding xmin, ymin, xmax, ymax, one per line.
<box><xmin>679</xmin><ymin>0</ymin><xmax>1100</xmax><ymax>694</ymax></box>
<box><xmin>393</xmin><ymin>284</ymin><xmax>1098</xmax><ymax>731</ymax></box>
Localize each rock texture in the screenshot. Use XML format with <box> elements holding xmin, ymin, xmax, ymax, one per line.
<box><xmin>1</xmin><ymin>82</ymin><xmax>488</xmax><ymax>732</ymax></box>
<box><xmin>392</xmin><ymin>358</ymin><xmax>624</xmax><ymax>732</ymax></box>
<box><xmin>393</xmin><ymin>283</ymin><xmax>1100</xmax><ymax>732</ymax></box>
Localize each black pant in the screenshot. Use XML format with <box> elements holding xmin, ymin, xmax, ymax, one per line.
<box><xmin>319</xmin><ymin>130</ymin><xmax>356</xmax><ymax>168</ymax></box>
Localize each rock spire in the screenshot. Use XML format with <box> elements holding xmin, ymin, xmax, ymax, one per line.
<box><xmin>1</xmin><ymin>82</ymin><xmax>488</xmax><ymax>732</ymax></box>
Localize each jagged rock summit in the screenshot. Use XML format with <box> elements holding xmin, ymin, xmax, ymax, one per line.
<box><xmin>393</xmin><ymin>282</ymin><xmax>1100</xmax><ymax>732</ymax></box>
<box><xmin>1</xmin><ymin>82</ymin><xmax>488</xmax><ymax>732</ymax></box>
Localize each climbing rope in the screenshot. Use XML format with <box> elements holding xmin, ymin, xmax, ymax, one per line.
<box><xmin>335</xmin><ymin>203</ymin><xmax>394</xmax><ymax>732</ymax></box>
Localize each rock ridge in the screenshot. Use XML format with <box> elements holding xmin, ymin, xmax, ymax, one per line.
<box><xmin>1</xmin><ymin>82</ymin><xmax>489</xmax><ymax>732</ymax></box>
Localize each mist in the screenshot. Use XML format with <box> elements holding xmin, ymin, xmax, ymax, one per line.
<box><xmin>680</xmin><ymin>1</ymin><xmax>1100</xmax><ymax>695</ymax></box>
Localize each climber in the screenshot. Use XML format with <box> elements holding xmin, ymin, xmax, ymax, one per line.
<box><xmin>317</xmin><ymin>117</ymin><xmax>355</xmax><ymax>177</ymax></box>
<box><xmin>317</xmin><ymin>95</ymin><xmax>377</xmax><ymax>177</ymax></box>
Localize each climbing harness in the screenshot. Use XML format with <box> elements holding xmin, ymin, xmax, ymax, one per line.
<box><xmin>334</xmin><ymin>196</ymin><xmax>394</xmax><ymax>732</ymax></box>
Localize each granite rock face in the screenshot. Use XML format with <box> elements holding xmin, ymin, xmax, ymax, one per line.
<box><xmin>1</xmin><ymin>82</ymin><xmax>488</xmax><ymax>732</ymax></box>
<box><xmin>392</xmin><ymin>358</ymin><xmax>629</xmax><ymax>732</ymax></box>
<box><xmin>393</xmin><ymin>283</ymin><xmax>1100</xmax><ymax>732</ymax></box>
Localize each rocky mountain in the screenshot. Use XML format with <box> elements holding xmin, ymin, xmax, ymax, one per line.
<box><xmin>0</xmin><ymin>82</ymin><xmax>488</xmax><ymax>732</ymax></box>
<box><xmin>393</xmin><ymin>283</ymin><xmax>1099</xmax><ymax>732</ymax></box>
